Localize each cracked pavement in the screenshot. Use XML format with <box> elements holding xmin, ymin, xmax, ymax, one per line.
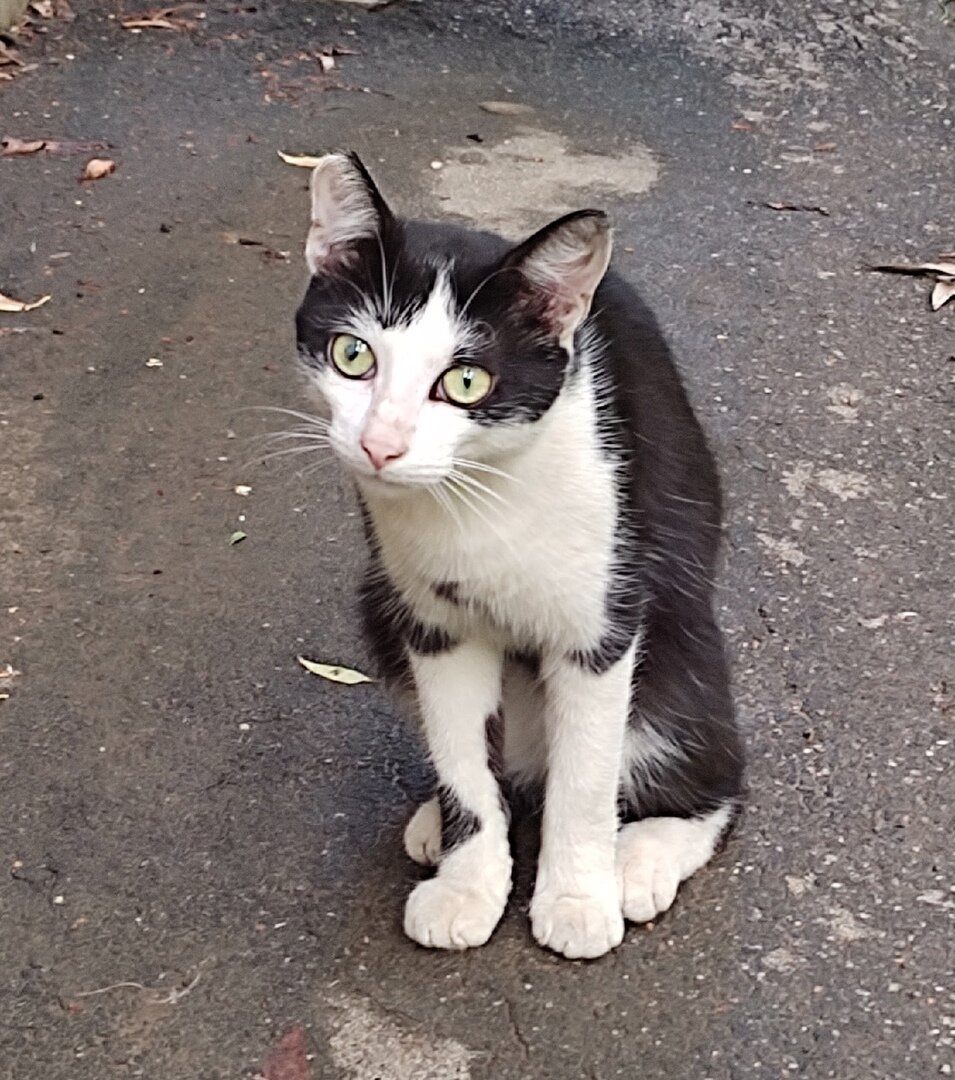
<box><xmin>1</xmin><ymin>1</ymin><xmax>953</xmax><ymax>1077</ymax></box>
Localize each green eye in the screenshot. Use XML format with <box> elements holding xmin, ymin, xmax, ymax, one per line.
<box><xmin>329</xmin><ymin>334</ymin><xmax>375</xmax><ymax>378</ymax></box>
<box><xmin>440</xmin><ymin>365</ymin><xmax>493</xmax><ymax>406</ymax></box>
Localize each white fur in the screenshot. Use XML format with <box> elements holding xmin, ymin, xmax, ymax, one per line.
<box><xmin>529</xmin><ymin>642</ymin><xmax>635</xmax><ymax>959</ymax></box>
<box><xmin>404</xmin><ymin>797</ymin><xmax>442</xmax><ymax>866</ymax></box>
<box><xmin>616</xmin><ymin>805</ymin><xmax>732</xmax><ymax>923</ymax></box>
<box><xmin>403</xmin><ymin>641</ymin><xmax>512</xmax><ymax>950</ymax></box>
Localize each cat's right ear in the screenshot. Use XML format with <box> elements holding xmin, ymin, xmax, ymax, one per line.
<box><xmin>504</xmin><ymin>210</ymin><xmax>612</xmax><ymax>348</ymax></box>
<box><xmin>305</xmin><ymin>153</ymin><xmax>392</xmax><ymax>275</ymax></box>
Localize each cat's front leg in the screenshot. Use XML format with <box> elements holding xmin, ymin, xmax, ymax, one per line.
<box><xmin>404</xmin><ymin>638</ymin><xmax>511</xmax><ymax>950</ymax></box>
<box><xmin>531</xmin><ymin>644</ymin><xmax>636</xmax><ymax>959</ymax></box>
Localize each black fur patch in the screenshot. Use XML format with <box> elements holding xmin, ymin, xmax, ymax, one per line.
<box><xmin>432</xmin><ymin>580</ymin><xmax>461</xmax><ymax>604</ymax></box>
<box><xmin>437</xmin><ymin>785</ymin><xmax>480</xmax><ymax>852</ymax></box>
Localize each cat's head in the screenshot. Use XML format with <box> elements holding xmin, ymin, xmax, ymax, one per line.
<box><xmin>295</xmin><ymin>152</ymin><xmax>611</xmax><ymax>492</ymax></box>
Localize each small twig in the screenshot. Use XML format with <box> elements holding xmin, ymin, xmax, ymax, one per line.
<box><xmin>75</xmin><ymin>981</ymin><xmax>147</xmax><ymax>998</ymax></box>
<box><xmin>155</xmin><ymin>972</ymin><xmax>201</xmax><ymax>1005</ymax></box>
<box><xmin>752</xmin><ymin>199</ymin><xmax>831</xmax><ymax>217</ymax></box>
<box><xmin>74</xmin><ymin>971</ymin><xmax>201</xmax><ymax>1004</ymax></box>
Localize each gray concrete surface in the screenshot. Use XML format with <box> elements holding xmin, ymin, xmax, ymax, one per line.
<box><xmin>1</xmin><ymin>1</ymin><xmax>953</xmax><ymax>1077</ymax></box>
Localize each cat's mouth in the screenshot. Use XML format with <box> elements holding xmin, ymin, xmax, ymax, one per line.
<box><xmin>351</xmin><ymin>465</ymin><xmax>445</xmax><ymax>495</ymax></box>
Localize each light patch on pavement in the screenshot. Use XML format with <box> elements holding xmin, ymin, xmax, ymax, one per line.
<box><xmin>781</xmin><ymin>461</ymin><xmax>872</xmax><ymax>503</ymax></box>
<box><xmin>757</xmin><ymin>532</ymin><xmax>807</xmax><ymax>569</ymax></box>
<box><xmin>432</xmin><ymin>128</ymin><xmax>658</xmax><ymax>234</ymax></box>
<box><xmin>324</xmin><ymin>992</ymin><xmax>473</xmax><ymax>1080</ymax></box>
<box><xmin>814</xmin><ymin>468</ymin><xmax>871</xmax><ymax>501</ymax></box>
<box><xmin>827</xmin><ymin>906</ymin><xmax>874</xmax><ymax>943</ymax></box>
<box><xmin>762</xmin><ymin>946</ymin><xmax>804</xmax><ymax>974</ymax></box>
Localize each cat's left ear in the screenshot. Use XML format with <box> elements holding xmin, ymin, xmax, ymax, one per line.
<box><xmin>305</xmin><ymin>152</ymin><xmax>392</xmax><ymax>275</ymax></box>
<box><xmin>504</xmin><ymin>210</ymin><xmax>612</xmax><ymax>346</ymax></box>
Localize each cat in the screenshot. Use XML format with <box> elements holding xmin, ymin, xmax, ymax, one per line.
<box><xmin>292</xmin><ymin>152</ymin><xmax>745</xmax><ymax>959</ymax></box>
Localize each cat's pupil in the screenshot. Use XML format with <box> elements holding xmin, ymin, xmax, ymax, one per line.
<box><xmin>462</xmin><ymin>369</ymin><xmax>473</xmax><ymax>388</ymax></box>
<box><xmin>348</xmin><ymin>341</ymin><xmax>363</xmax><ymax>360</ymax></box>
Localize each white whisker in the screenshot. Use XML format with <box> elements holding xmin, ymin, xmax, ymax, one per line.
<box><xmin>452</xmin><ymin>457</ymin><xmax>522</xmax><ymax>485</ymax></box>
<box><xmin>445</xmin><ymin>476</ymin><xmax>519</xmax><ymax>559</ymax></box>
<box><xmin>448</xmin><ymin>468</ymin><xmax>511</xmax><ymax>511</ymax></box>
<box><xmin>237</xmin><ymin>405</ymin><xmax>331</xmax><ymax>429</ymax></box>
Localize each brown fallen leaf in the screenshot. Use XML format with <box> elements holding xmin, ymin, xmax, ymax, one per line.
<box><xmin>0</xmin><ymin>291</ymin><xmax>51</xmax><ymax>313</ymax></box>
<box><xmin>260</xmin><ymin>1027</ymin><xmax>312</xmax><ymax>1080</ymax></box>
<box><xmin>0</xmin><ymin>42</ymin><xmax>24</xmax><ymax>66</ymax></box>
<box><xmin>80</xmin><ymin>158</ymin><xmax>116</xmax><ymax>181</ymax></box>
<box><xmin>479</xmin><ymin>100</ymin><xmax>535</xmax><ymax>116</ymax></box>
<box><xmin>120</xmin><ymin>6</ymin><xmax>196</xmax><ymax>30</ymax></box>
<box><xmin>1</xmin><ymin>137</ymin><xmax>46</xmax><ymax>156</ymax></box>
<box><xmin>813</xmin><ymin>142</ymin><xmax>837</xmax><ymax>153</ymax></box>
<box><xmin>121</xmin><ymin>16</ymin><xmax>178</xmax><ymax>29</ymax></box>
<box><xmin>931</xmin><ymin>280</ymin><xmax>955</xmax><ymax>311</ymax></box>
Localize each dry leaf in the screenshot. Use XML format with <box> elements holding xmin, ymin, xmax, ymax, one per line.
<box><xmin>317</xmin><ymin>53</ymin><xmax>335</xmax><ymax>72</ymax></box>
<box><xmin>121</xmin><ymin>16</ymin><xmax>177</xmax><ymax>28</ymax></box>
<box><xmin>0</xmin><ymin>43</ymin><xmax>24</xmax><ymax>66</ymax></box>
<box><xmin>120</xmin><ymin>7</ymin><xmax>195</xmax><ymax>31</ymax></box>
<box><xmin>2</xmin><ymin>136</ymin><xmax>111</xmax><ymax>157</ymax></box>
<box><xmin>80</xmin><ymin>158</ymin><xmax>116</xmax><ymax>181</ymax></box>
<box><xmin>229</xmin><ymin>530</ymin><xmax>247</xmax><ymax>545</ymax></box>
<box><xmin>1</xmin><ymin>137</ymin><xmax>46</xmax><ymax>156</ymax></box>
<box><xmin>0</xmin><ymin>291</ymin><xmax>51</xmax><ymax>313</ymax></box>
<box><xmin>761</xmin><ymin>200</ymin><xmax>830</xmax><ymax>216</ymax></box>
<box><xmin>871</xmin><ymin>261</ymin><xmax>955</xmax><ymax>278</ymax></box>
<box><xmin>29</xmin><ymin>0</ymin><xmax>54</xmax><ymax>16</ymax></box>
<box><xmin>931</xmin><ymin>280</ymin><xmax>955</xmax><ymax>311</ymax></box>
<box><xmin>277</xmin><ymin>150</ymin><xmax>325</xmax><ymax>168</ymax></box>
<box><xmin>479</xmin><ymin>100</ymin><xmax>535</xmax><ymax>116</ymax></box>
<box><xmin>297</xmin><ymin>656</ymin><xmax>374</xmax><ymax>685</ymax></box>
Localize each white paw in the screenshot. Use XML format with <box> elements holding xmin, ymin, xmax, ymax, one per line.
<box><xmin>403</xmin><ymin>798</ymin><xmax>442</xmax><ymax>866</ymax></box>
<box><xmin>530</xmin><ymin>884</ymin><xmax>624</xmax><ymax>960</ymax></box>
<box><xmin>616</xmin><ymin>820</ymin><xmax>685</xmax><ymax>923</ymax></box>
<box><xmin>404</xmin><ymin>877</ymin><xmax>506</xmax><ymax>950</ymax></box>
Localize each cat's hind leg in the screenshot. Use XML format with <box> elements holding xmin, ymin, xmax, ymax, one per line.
<box><xmin>617</xmin><ymin>805</ymin><xmax>735</xmax><ymax>923</ymax></box>
<box><xmin>617</xmin><ymin>608</ymin><xmax>744</xmax><ymax>924</ymax></box>
<box><xmin>404</xmin><ymin>797</ymin><xmax>442</xmax><ymax>866</ymax></box>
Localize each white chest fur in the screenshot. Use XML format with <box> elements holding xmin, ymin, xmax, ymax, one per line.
<box><xmin>361</xmin><ymin>371</ymin><xmax>620</xmax><ymax>655</ymax></box>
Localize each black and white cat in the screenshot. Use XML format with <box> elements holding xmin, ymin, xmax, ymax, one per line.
<box><xmin>293</xmin><ymin>153</ymin><xmax>744</xmax><ymax>959</ymax></box>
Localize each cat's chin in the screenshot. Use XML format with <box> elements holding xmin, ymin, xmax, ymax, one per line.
<box><xmin>353</xmin><ymin>471</ymin><xmax>439</xmax><ymax>498</ymax></box>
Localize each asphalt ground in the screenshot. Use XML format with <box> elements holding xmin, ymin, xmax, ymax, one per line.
<box><xmin>1</xmin><ymin>1</ymin><xmax>953</xmax><ymax>1077</ymax></box>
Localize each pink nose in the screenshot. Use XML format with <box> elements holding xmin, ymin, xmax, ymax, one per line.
<box><xmin>360</xmin><ymin>433</ymin><xmax>408</xmax><ymax>471</ymax></box>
